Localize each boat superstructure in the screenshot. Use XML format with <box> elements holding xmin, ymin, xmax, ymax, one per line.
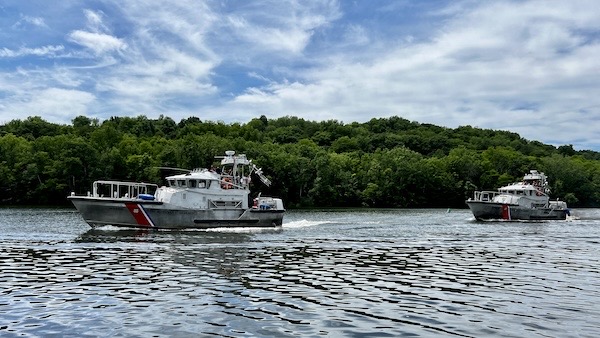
<box><xmin>69</xmin><ymin>151</ymin><xmax>285</xmax><ymax>229</ymax></box>
<box><xmin>466</xmin><ymin>170</ymin><xmax>569</xmax><ymax>221</ymax></box>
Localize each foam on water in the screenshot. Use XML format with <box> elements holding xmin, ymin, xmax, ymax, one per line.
<box><xmin>282</xmin><ymin>219</ymin><xmax>332</xmax><ymax>228</ymax></box>
<box><xmin>92</xmin><ymin>225</ymin><xmax>126</xmax><ymax>231</ymax></box>
<box><xmin>204</xmin><ymin>226</ymin><xmax>282</xmax><ymax>233</ymax></box>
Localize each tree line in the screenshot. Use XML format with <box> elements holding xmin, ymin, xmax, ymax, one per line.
<box><xmin>1</xmin><ymin>114</ymin><xmax>600</xmax><ymax>208</ymax></box>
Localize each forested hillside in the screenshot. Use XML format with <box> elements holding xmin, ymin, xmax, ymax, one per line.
<box><xmin>2</xmin><ymin>115</ymin><xmax>599</xmax><ymax>208</ymax></box>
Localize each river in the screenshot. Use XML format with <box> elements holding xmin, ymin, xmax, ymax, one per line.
<box><xmin>0</xmin><ymin>207</ymin><xmax>599</xmax><ymax>337</ymax></box>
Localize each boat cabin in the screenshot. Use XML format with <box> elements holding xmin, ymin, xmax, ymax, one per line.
<box><xmin>498</xmin><ymin>185</ymin><xmax>545</xmax><ymax>197</ymax></box>
<box><xmin>167</xmin><ymin>175</ymin><xmax>213</xmax><ymax>189</ymax></box>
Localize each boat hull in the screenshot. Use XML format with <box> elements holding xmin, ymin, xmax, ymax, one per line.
<box><xmin>466</xmin><ymin>201</ymin><xmax>567</xmax><ymax>221</ymax></box>
<box><xmin>69</xmin><ymin>196</ymin><xmax>284</xmax><ymax>229</ymax></box>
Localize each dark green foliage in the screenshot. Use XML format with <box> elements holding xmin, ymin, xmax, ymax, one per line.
<box><xmin>2</xmin><ymin>114</ymin><xmax>600</xmax><ymax>208</ymax></box>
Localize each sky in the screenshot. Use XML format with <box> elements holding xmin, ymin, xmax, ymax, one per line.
<box><xmin>1</xmin><ymin>0</ymin><xmax>599</xmax><ymax>150</ymax></box>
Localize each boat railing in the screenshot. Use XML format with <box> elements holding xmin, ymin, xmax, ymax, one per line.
<box><xmin>219</xmin><ymin>174</ymin><xmax>251</xmax><ymax>190</ymax></box>
<box><xmin>472</xmin><ymin>191</ymin><xmax>501</xmax><ymax>202</ymax></box>
<box><xmin>92</xmin><ymin>180</ymin><xmax>158</xmax><ymax>199</ymax></box>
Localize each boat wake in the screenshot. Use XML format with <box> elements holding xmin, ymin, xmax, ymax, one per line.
<box><xmin>283</xmin><ymin>219</ymin><xmax>331</xmax><ymax>228</ymax></box>
<box><xmin>86</xmin><ymin>219</ymin><xmax>330</xmax><ymax>233</ymax></box>
<box><xmin>92</xmin><ymin>225</ymin><xmax>125</xmax><ymax>231</ymax></box>
<box><xmin>204</xmin><ymin>227</ymin><xmax>282</xmax><ymax>233</ymax></box>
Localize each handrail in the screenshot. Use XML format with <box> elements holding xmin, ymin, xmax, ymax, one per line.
<box><xmin>92</xmin><ymin>180</ymin><xmax>158</xmax><ymax>198</ymax></box>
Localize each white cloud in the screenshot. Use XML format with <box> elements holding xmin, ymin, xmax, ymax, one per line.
<box><xmin>83</xmin><ymin>9</ymin><xmax>107</xmax><ymax>33</ymax></box>
<box><xmin>68</xmin><ymin>9</ymin><xmax>127</xmax><ymax>55</ymax></box>
<box><xmin>1</xmin><ymin>88</ymin><xmax>95</xmax><ymax>122</ymax></box>
<box><xmin>98</xmin><ymin>71</ymin><xmax>216</xmax><ymax>98</ymax></box>
<box><xmin>12</xmin><ymin>15</ymin><xmax>47</xmax><ymax>29</ymax></box>
<box><xmin>223</xmin><ymin>0</ymin><xmax>341</xmax><ymax>55</ymax></box>
<box><xmin>113</xmin><ymin>1</ymin><xmax>217</xmax><ymax>55</ymax></box>
<box><xmin>7</xmin><ymin>66</ymin><xmax>84</xmax><ymax>89</ymax></box>
<box><xmin>226</xmin><ymin>16</ymin><xmax>311</xmax><ymax>54</ymax></box>
<box><xmin>342</xmin><ymin>24</ymin><xmax>369</xmax><ymax>46</ymax></box>
<box><xmin>61</xmin><ymin>1</ymin><xmax>222</xmax><ymax>115</ymax></box>
<box><xmin>68</xmin><ymin>30</ymin><xmax>127</xmax><ymax>55</ymax></box>
<box><xmin>0</xmin><ymin>45</ymin><xmax>64</xmax><ymax>58</ymax></box>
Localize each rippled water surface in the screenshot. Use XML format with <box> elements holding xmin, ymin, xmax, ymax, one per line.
<box><xmin>1</xmin><ymin>207</ymin><xmax>599</xmax><ymax>337</ymax></box>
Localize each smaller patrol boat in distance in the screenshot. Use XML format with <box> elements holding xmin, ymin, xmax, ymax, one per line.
<box><xmin>69</xmin><ymin>151</ymin><xmax>285</xmax><ymax>229</ymax></box>
<box><xmin>466</xmin><ymin>170</ymin><xmax>569</xmax><ymax>221</ymax></box>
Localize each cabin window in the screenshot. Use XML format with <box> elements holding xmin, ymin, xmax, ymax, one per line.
<box><xmin>177</xmin><ymin>180</ymin><xmax>186</xmax><ymax>187</ymax></box>
<box><xmin>189</xmin><ymin>180</ymin><xmax>197</xmax><ymax>188</ymax></box>
<box><xmin>168</xmin><ymin>180</ymin><xmax>175</xmax><ymax>187</ymax></box>
<box><xmin>198</xmin><ymin>180</ymin><xmax>207</xmax><ymax>188</ymax></box>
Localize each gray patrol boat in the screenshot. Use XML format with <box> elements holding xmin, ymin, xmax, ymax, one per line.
<box><xmin>69</xmin><ymin>151</ymin><xmax>285</xmax><ymax>229</ymax></box>
<box><xmin>466</xmin><ymin>170</ymin><xmax>569</xmax><ymax>221</ymax></box>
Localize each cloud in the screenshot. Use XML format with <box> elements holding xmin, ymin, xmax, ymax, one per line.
<box><xmin>0</xmin><ymin>88</ymin><xmax>95</xmax><ymax>123</ymax></box>
<box><xmin>68</xmin><ymin>30</ymin><xmax>127</xmax><ymax>55</ymax></box>
<box><xmin>222</xmin><ymin>0</ymin><xmax>341</xmax><ymax>55</ymax></box>
<box><xmin>0</xmin><ymin>45</ymin><xmax>65</xmax><ymax>58</ymax></box>
<box><xmin>83</xmin><ymin>9</ymin><xmax>108</xmax><ymax>33</ymax></box>
<box><xmin>341</xmin><ymin>24</ymin><xmax>370</xmax><ymax>47</ymax></box>
<box><xmin>67</xmin><ymin>9</ymin><xmax>127</xmax><ymax>55</ymax></box>
<box><xmin>2</xmin><ymin>1</ymin><xmax>342</xmax><ymax>124</ymax></box>
<box><xmin>12</xmin><ymin>15</ymin><xmax>48</xmax><ymax>29</ymax></box>
<box><xmin>67</xmin><ymin>1</ymin><xmax>222</xmax><ymax>114</ymax></box>
<box><xmin>112</xmin><ymin>1</ymin><xmax>217</xmax><ymax>54</ymax></box>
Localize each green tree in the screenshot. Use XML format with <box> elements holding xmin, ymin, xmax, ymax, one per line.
<box><xmin>72</xmin><ymin>115</ymin><xmax>99</xmax><ymax>137</ymax></box>
<box><xmin>0</xmin><ymin>134</ymin><xmax>33</xmax><ymax>203</ymax></box>
<box><xmin>309</xmin><ymin>151</ymin><xmax>361</xmax><ymax>207</ymax></box>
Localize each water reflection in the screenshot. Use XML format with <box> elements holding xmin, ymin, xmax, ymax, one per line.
<box><xmin>76</xmin><ymin>226</ymin><xmax>282</xmax><ymax>244</ymax></box>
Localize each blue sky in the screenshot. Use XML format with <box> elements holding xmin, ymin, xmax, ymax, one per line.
<box><xmin>1</xmin><ymin>0</ymin><xmax>599</xmax><ymax>150</ymax></box>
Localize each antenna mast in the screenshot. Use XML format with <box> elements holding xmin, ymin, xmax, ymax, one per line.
<box><xmin>251</xmin><ymin>164</ymin><xmax>271</xmax><ymax>186</ymax></box>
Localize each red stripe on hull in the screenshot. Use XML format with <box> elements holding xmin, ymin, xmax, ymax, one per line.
<box><xmin>125</xmin><ymin>203</ymin><xmax>154</xmax><ymax>227</ymax></box>
<box><xmin>501</xmin><ymin>204</ymin><xmax>511</xmax><ymax>220</ymax></box>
